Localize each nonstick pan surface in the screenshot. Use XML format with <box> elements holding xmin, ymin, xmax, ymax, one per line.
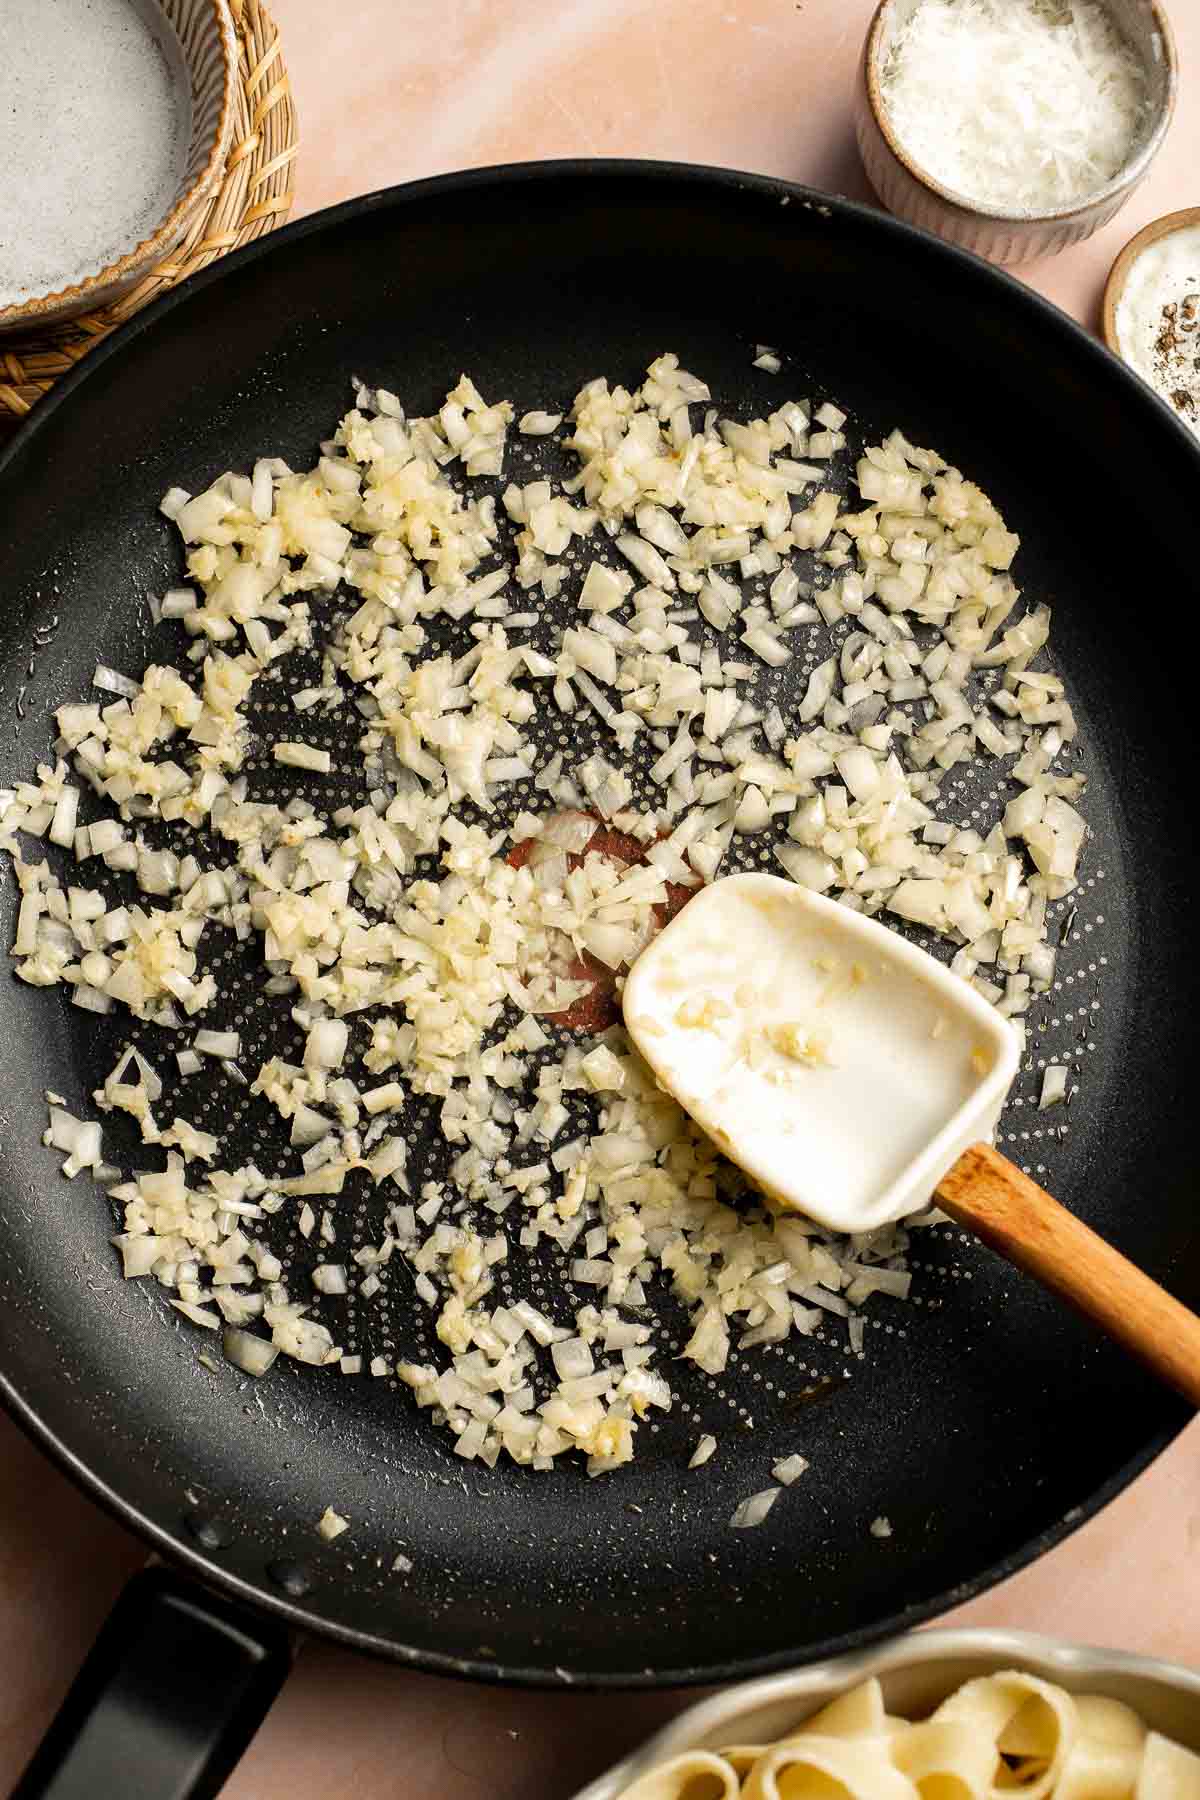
<box><xmin>1</xmin><ymin>163</ymin><xmax>1198</xmax><ymax>1688</ymax></box>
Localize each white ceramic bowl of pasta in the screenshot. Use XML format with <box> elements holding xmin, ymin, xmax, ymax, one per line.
<box><xmin>573</xmin><ymin>1629</ymin><xmax>1200</xmax><ymax>1799</ymax></box>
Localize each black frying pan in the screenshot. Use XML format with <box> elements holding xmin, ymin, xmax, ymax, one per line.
<box><xmin>2</xmin><ymin>163</ymin><xmax>1199</xmax><ymax>1796</ymax></box>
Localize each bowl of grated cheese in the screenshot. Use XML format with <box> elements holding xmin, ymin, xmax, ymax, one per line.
<box><xmin>855</xmin><ymin>0</ymin><xmax>1177</xmax><ymax>268</ymax></box>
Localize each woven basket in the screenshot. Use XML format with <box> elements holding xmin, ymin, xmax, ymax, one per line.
<box><xmin>0</xmin><ymin>0</ymin><xmax>297</xmax><ymax>429</ymax></box>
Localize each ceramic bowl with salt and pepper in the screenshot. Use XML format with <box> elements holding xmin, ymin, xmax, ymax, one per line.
<box><xmin>1103</xmin><ymin>208</ymin><xmax>1200</xmax><ymax>440</ymax></box>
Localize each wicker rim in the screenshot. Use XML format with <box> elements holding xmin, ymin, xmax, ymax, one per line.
<box><xmin>0</xmin><ymin>0</ymin><xmax>239</xmax><ymax>330</ymax></box>
<box><xmin>0</xmin><ymin>0</ymin><xmax>296</xmax><ymax>422</ymax></box>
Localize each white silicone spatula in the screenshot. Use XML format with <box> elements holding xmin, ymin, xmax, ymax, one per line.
<box><xmin>623</xmin><ymin>872</ymin><xmax>1200</xmax><ymax>1407</ymax></box>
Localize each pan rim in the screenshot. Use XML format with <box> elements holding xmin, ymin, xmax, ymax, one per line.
<box><xmin>7</xmin><ymin>153</ymin><xmax>1200</xmax><ymax>482</ymax></box>
<box><xmin>0</xmin><ymin>1358</ymin><xmax>1182</xmax><ymax>1689</ymax></box>
<box><xmin>0</xmin><ymin>156</ymin><xmax>1194</xmax><ymax>1689</ymax></box>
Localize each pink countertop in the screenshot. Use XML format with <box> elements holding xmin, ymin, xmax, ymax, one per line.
<box><xmin>2</xmin><ymin>2</ymin><xmax>1199</xmax><ymax>1794</ymax></box>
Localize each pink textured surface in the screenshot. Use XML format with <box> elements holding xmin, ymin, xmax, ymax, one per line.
<box><xmin>2</xmin><ymin>2</ymin><xmax>1199</xmax><ymax>1794</ymax></box>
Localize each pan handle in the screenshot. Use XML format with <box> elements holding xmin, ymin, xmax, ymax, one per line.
<box><xmin>11</xmin><ymin>1565</ymin><xmax>291</xmax><ymax>1800</ymax></box>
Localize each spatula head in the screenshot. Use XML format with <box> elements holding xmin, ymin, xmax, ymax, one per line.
<box><xmin>623</xmin><ymin>874</ymin><xmax>1020</xmax><ymax>1232</ymax></box>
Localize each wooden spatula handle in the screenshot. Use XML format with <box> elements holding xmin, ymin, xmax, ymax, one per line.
<box><xmin>936</xmin><ymin>1143</ymin><xmax>1200</xmax><ymax>1409</ymax></box>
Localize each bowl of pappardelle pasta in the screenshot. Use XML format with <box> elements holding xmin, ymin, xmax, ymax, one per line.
<box><xmin>575</xmin><ymin>1628</ymin><xmax>1200</xmax><ymax>1799</ymax></box>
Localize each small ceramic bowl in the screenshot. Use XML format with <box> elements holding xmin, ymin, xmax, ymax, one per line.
<box><xmin>0</xmin><ymin>0</ymin><xmax>237</xmax><ymax>334</ymax></box>
<box><xmin>574</xmin><ymin>1628</ymin><xmax>1200</xmax><ymax>1799</ymax></box>
<box><xmin>1102</xmin><ymin>205</ymin><xmax>1200</xmax><ymax>355</ymax></box>
<box><xmin>855</xmin><ymin>0</ymin><xmax>1178</xmax><ymax>267</ymax></box>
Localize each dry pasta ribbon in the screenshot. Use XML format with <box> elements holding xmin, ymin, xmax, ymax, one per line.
<box><xmin>614</xmin><ymin>1673</ymin><xmax>1200</xmax><ymax>1800</ymax></box>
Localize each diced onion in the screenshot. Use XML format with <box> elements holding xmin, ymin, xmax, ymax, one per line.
<box><xmin>223</xmin><ymin>1328</ymin><xmax>280</xmax><ymax>1377</ymax></box>
<box><xmin>771</xmin><ymin>1453</ymin><xmax>809</xmax><ymax>1485</ymax></box>
<box><xmin>730</xmin><ymin>1488</ymin><xmax>779</xmax><ymax>1529</ymax></box>
<box><xmin>2</xmin><ymin>350</ymin><xmax>1083</xmax><ymax>1491</ymax></box>
<box><xmin>93</xmin><ymin>665</ymin><xmax>140</xmax><ymax>698</ymax></box>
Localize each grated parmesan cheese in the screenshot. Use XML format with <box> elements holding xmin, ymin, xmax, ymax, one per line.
<box><xmin>318</xmin><ymin>1506</ymin><xmax>349</xmax><ymax>1541</ymax></box>
<box><xmin>880</xmin><ymin>0</ymin><xmax>1147</xmax><ymax>215</ymax></box>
